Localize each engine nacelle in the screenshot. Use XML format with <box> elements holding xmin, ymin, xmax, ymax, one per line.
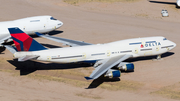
<box><xmin>104</xmin><ymin>69</ymin><xmax>121</xmax><ymax>78</ymax></box>
<box><xmin>177</xmin><ymin>0</ymin><xmax>180</xmax><ymax>7</ymax></box>
<box><xmin>117</xmin><ymin>62</ymin><xmax>134</xmax><ymax>71</ymax></box>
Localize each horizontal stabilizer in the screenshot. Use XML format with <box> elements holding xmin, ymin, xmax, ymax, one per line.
<box><xmin>4</xmin><ymin>45</ymin><xmax>17</xmax><ymax>54</ymax></box>
<box><xmin>35</xmin><ymin>32</ymin><xmax>92</xmax><ymax>47</ymax></box>
<box><xmin>18</xmin><ymin>55</ymin><xmax>39</xmax><ymax>62</ymax></box>
<box><xmin>84</xmin><ymin>77</ymin><xmax>93</xmax><ymax>80</ymax></box>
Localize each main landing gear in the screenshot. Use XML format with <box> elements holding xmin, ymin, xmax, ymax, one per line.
<box><xmin>156</xmin><ymin>55</ymin><xmax>161</xmax><ymax>60</ymax></box>
<box><xmin>152</xmin><ymin>54</ymin><xmax>162</xmax><ymax>61</ymax></box>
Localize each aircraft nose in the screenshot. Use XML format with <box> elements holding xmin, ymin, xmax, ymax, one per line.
<box><xmin>57</xmin><ymin>20</ymin><xmax>63</xmax><ymax>28</ymax></box>
<box><xmin>170</xmin><ymin>41</ymin><xmax>176</xmax><ymax>50</ymax></box>
<box><xmin>173</xmin><ymin>42</ymin><xmax>176</xmax><ymax>48</ymax></box>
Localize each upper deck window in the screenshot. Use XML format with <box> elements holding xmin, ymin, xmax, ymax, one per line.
<box><xmin>50</xmin><ymin>17</ymin><xmax>57</xmax><ymax>20</ymax></box>
<box><xmin>30</xmin><ymin>20</ymin><xmax>40</xmax><ymax>22</ymax></box>
<box><xmin>163</xmin><ymin>38</ymin><xmax>167</xmax><ymax>40</ymax></box>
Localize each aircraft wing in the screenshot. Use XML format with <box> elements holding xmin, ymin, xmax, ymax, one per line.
<box><xmin>35</xmin><ymin>32</ymin><xmax>92</xmax><ymax>47</ymax></box>
<box><xmin>85</xmin><ymin>54</ymin><xmax>132</xmax><ymax>80</ymax></box>
<box><xmin>18</xmin><ymin>55</ymin><xmax>40</xmax><ymax>61</ymax></box>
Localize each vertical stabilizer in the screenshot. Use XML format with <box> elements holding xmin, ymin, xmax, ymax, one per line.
<box><xmin>8</xmin><ymin>27</ymin><xmax>47</xmax><ymax>51</ymax></box>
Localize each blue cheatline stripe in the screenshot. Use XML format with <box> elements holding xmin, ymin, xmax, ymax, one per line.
<box><xmin>12</xmin><ymin>37</ymin><xmax>24</xmax><ymax>51</ymax></box>
<box><xmin>129</xmin><ymin>42</ymin><xmax>142</xmax><ymax>45</ymax></box>
<box><xmin>8</xmin><ymin>27</ymin><xmax>24</xmax><ymax>34</ymax></box>
<box><xmin>145</xmin><ymin>41</ymin><xmax>156</xmax><ymax>43</ymax></box>
<box><xmin>29</xmin><ymin>39</ymin><xmax>47</xmax><ymax>51</ymax></box>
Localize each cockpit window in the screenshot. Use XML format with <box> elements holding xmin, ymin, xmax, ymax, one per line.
<box><xmin>50</xmin><ymin>17</ymin><xmax>57</xmax><ymax>20</ymax></box>
<box><xmin>163</xmin><ymin>38</ymin><xmax>167</xmax><ymax>40</ymax></box>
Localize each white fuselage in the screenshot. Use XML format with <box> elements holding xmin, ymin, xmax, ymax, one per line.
<box><xmin>14</xmin><ymin>36</ymin><xmax>176</xmax><ymax>64</ymax></box>
<box><xmin>0</xmin><ymin>16</ymin><xmax>63</xmax><ymax>43</ymax></box>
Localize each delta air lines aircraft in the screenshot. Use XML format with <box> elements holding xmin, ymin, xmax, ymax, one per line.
<box><xmin>6</xmin><ymin>27</ymin><xmax>176</xmax><ymax>80</ymax></box>
<box><xmin>0</xmin><ymin>16</ymin><xmax>63</xmax><ymax>46</ymax></box>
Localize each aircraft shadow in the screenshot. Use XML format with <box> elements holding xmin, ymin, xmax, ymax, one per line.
<box><xmin>48</xmin><ymin>30</ymin><xmax>64</xmax><ymax>35</ymax></box>
<box><xmin>86</xmin><ymin>76</ymin><xmax>120</xmax><ymax>89</ymax></box>
<box><xmin>148</xmin><ymin>0</ymin><xmax>180</xmax><ymax>8</ymax></box>
<box><xmin>126</xmin><ymin>52</ymin><xmax>174</xmax><ymax>62</ymax></box>
<box><xmin>7</xmin><ymin>59</ymin><xmax>90</xmax><ymax>75</ymax></box>
<box><xmin>0</xmin><ymin>47</ymin><xmax>6</xmax><ymax>54</ymax></box>
<box><xmin>41</xmin><ymin>43</ymin><xmax>62</xmax><ymax>48</ymax></box>
<box><xmin>30</xmin><ymin>30</ymin><xmax>64</xmax><ymax>38</ymax></box>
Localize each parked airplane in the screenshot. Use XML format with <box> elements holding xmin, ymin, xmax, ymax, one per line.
<box><xmin>149</xmin><ymin>0</ymin><xmax>180</xmax><ymax>7</ymax></box>
<box><xmin>6</xmin><ymin>27</ymin><xmax>176</xmax><ymax>80</ymax></box>
<box><xmin>0</xmin><ymin>16</ymin><xmax>63</xmax><ymax>46</ymax></box>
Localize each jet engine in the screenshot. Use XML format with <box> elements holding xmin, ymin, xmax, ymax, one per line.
<box><xmin>177</xmin><ymin>0</ymin><xmax>180</xmax><ymax>7</ymax></box>
<box><xmin>104</xmin><ymin>69</ymin><xmax>121</xmax><ymax>78</ymax></box>
<box><xmin>117</xmin><ymin>62</ymin><xmax>134</xmax><ymax>71</ymax></box>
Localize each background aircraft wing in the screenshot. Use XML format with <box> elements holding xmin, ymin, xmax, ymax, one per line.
<box><xmin>85</xmin><ymin>54</ymin><xmax>132</xmax><ymax>80</ymax></box>
<box><xmin>35</xmin><ymin>32</ymin><xmax>92</xmax><ymax>47</ymax></box>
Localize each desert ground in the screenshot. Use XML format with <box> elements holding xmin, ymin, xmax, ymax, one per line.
<box><xmin>0</xmin><ymin>0</ymin><xmax>180</xmax><ymax>101</ymax></box>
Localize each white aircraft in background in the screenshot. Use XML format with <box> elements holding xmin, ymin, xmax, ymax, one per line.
<box><xmin>149</xmin><ymin>0</ymin><xmax>180</xmax><ymax>7</ymax></box>
<box><xmin>6</xmin><ymin>27</ymin><xmax>176</xmax><ymax>80</ymax></box>
<box><xmin>0</xmin><ymin>16</ymin><xmax>63</xmax><ymax>46</ymax></box>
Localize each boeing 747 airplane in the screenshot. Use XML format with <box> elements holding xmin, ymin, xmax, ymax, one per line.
<box><xmin>0</xmin><ymin>16</ymin><xmax>63</xmax><ymax>46</ymax></box>
<box><xmin>6</xmin><ymin>28</ymin><xmax>176</xmax><ymax>80</ymax></box>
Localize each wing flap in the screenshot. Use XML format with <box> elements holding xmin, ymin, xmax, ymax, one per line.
<box><xmin>85</xmin><ymin>54</ymin><xmax>132</xmax><ymax>80</ymax></box>
<box><xmin>35</xmin><ymin>32</ymin><xmax>92</xmax><ymax>47</ymax></box>
<box><xmin>18</xmin><ymin>55</ymin><xmax>40</xmax><ymax>62</ymax></box>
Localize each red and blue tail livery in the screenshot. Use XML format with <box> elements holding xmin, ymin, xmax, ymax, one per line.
<box><xmin>8</xmin><ymin>27</ymin><xmax>47</xmax><ymax>51</ymax></box>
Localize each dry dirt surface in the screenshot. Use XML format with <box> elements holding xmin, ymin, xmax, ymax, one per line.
<box><xmin>0</xmin><ymin>0</ymin><xmax>180</xmax><ymax>101</ymax></box>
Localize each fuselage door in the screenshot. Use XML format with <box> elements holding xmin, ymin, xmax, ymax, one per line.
<box><xmin>107</xmin><ymin>50</ymin><xmax>111</xmax><ymax>57</ymax></box>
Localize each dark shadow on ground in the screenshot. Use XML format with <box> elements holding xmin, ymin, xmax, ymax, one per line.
<box><xmin>126</xmin><ymin>52</ymin><xmax>174</xmax><ymax>62</ymax></box>
<box><xmin>7</xmin><ymin>59</ymin><xmax>90</xmax><ymax>75</ymax></box>
<box><xmin>86</xmin><ymin>76</ymin><xmax>120</xmax><ymax>89</ymax></box>
<box><xmin>41</xmin><ymin>43</ymin><xmax>62</xmax><ymax>48</ymax></box>
<box><xmin>149</xmin><ymin>0</ymin><xmax>180</xmax><ymax>8</ymax></box>
<box><xmin>0</xmin><ymin>47</ymin><xmax>6</xmax><ymax>54</ymax></box>
<box><xmin>48</xmin><ymin>30</ymin><xmax>64</xmax><ymax>35</ymax></box>
<box><xmin>30</xmin><ymin>30</ymin><xmax>64</xmax><ymax>38</ymax></box>
<box><xmin>121</xmin><ymin>70</ymin><xmax>134</xmax><ymax>73</ymax></box>
<box><xmin>2</xmin><ymin>41</ymin><xmax>14</xmax><ymax>45</ymax></box>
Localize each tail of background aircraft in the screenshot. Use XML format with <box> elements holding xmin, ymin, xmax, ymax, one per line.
<box><xmin>8</xmin><ymin>27</ymin><xmax>47</xmax><ymax>51</ymax></box>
